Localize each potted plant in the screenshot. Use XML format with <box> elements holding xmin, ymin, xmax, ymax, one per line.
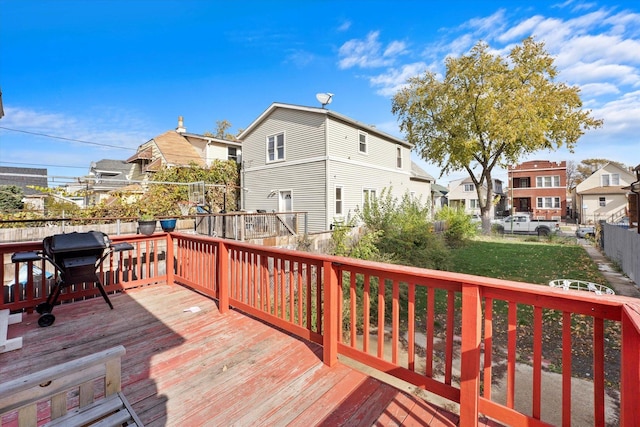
<box><xmin>159</xmin><ymin>218</ymin><xmax>177</xmax><ymax>232</ymax></box>
<box><xmin>138</xmin><ymin>213</ymin><xmax>157</xmax><ymax>236</ymax></box>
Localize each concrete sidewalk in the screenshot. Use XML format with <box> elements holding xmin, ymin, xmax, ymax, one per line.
<box><xmin>580</xmin><ymin>240</ymin><xmax>640</xmax><ymax>297</ymax></box>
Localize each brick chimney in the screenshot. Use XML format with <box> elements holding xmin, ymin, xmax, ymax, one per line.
<box><xmin>176</xmin><ymin>116</ymin><xmax>186</xmax><ymax>133</ymax></box>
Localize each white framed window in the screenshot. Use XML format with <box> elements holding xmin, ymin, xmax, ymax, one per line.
<box><xmin>612</xmin><ymin>174</ymin><xmax>620</xmax><ymax>185</ymax></box>
<box><xmin>267</xmin><ymin>132</ymin><xmax>285</xmax><ymax>162</ymax></box>
<box><xmin>469</xmin><ymin>199</ymin><xmax>479</xmax><ymax>209</ymax></box>
<box><xmin>601</xmin><ymin>173</ymin><xmax>620</xmax><ymax>186</ymax></box>
<box><xmin>335</xmin><ymin>186</ymin><xmax>343</xmax><ymax>216</ymax></box>
<box><xmin>536</xmin><ymin>175</ymin><xmax>560</xmax><ymax>187</ymax></box>
<box><xmin>537</xmin><ymin>197</ymin><xmax>561</xmax><ymax>208</ymax></box>
<box><xmin>599</xmin><ymin>197</ymin><xmax>606</xmax><ymax>207</ymax></box>
<box><xmin>358</xmin><ymin>132</ymin><xmax>368</xmax><ymax>154</ymax></box>
<box><xmin>363</xmin><ymin>188</ymin><xmax>376</xmax><ymax>205</ymax></box>
<box><xmin>228</xmin><ymin>147</ymin><xmax>239</xmax><ymax>162</ymax></box>
<box><xmin>464</xmin><ymin>183</ymin><xmax>475</xmax><ymax>192</ymax></box>
<box><xmin>396</xmin><ymin>146</ymin><xmax>402</xmax><ymax>168</ymax></box>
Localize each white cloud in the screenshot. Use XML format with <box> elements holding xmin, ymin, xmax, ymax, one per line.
<box><xmin>338</xmin><ymin>31</ymin><xmax>407</xmax><ymax>69</ymax></box>
<box><xmin>337</xmin><ymin>20</ymin><xmax>351</xmax><ymax>32</ymax></box>
<box><xmin>579</xmin><ymin>82</ymin><xmax>620</xmax><ymax>97</ymax></box>
<box><xmin>285</xmin><ymin>49</ymin><xmax>315</xmax><ymax>67</ymax></box>
<box><xmin>370</xmin><ymin>62</ymin><xmax>430</xmax><ymax>97</ymax></box>
<box><xmin>561</xmin><ymin>61</ymin><xmax>640</xmax><ymax>86</ymax></box>
<box><xmin>498</xmin><ymin>15</ymin><xmax>546</xmax><ymax>42</ymax></box>
<box><xmin>0</xmin><ymin>106</ymin><xmax>148</xmax><ymax>152</ymax></box>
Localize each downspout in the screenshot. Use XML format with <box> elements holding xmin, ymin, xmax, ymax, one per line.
<box><xmin>324</xmin><ymin>116</ymin><xmax>330</xmax><ymax>231</ymax></box>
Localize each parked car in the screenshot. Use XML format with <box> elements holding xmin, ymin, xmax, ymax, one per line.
<box><xmin>576</xmin><ymin>226</ymin><xmax>595</xmax><ymax>238</ymax></box>
<box><xmin>492</xmin><ymin>214</ymin><xmax>559</xmax><ymax>236</ymax></box>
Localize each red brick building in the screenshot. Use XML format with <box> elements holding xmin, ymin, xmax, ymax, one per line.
<box><xmin>508</xmin><ymin>160</ymin><xmax>567</xmax><ymax>220</ymax></box>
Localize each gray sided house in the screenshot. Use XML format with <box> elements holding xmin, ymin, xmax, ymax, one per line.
<box><xmin>0</xmin><ymin>166</ymin><xmax>48</xmax><ymax>210</ymax></box>
<box><xmin>238</xmin><ymin>103</ymin><xmax>432</xmax><ymax>233</ymax></box>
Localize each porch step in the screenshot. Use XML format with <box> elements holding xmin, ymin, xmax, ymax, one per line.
<box><xmin>0</xmin><ymin>309</ymin><xmax>23</xmax><ymax>353</ymax></box>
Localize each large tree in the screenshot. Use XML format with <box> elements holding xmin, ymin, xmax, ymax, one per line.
<box><xmin>392</xmin><ymin>37</ymin><xmax>602</xmax><ymax>232</ymax></box>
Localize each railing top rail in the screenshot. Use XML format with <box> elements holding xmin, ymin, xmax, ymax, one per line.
<box><xmin>170</xmin><ymin>233</ymin><xmax>635</xmax><ymax>314</ymax></box>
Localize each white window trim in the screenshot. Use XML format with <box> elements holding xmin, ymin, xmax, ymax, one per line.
<box><xmin>335</xmin><ymin>185</ymin><xmax>344</xmax><ymax>216</ymax></box>
<box><xmin>266</xmin><ymin>132</ymin><xmax>286</xmax><ymax>163</ymax></box>
<box><xmin>358</xmin><ymin>131</ymin><xmax>368</xmax><ymax>154</ymax></box>
<box><xmin>535</xmin><ymin>175</ymin><xmax>561</xmax><ymax>188</ymax></box>
<box><xmin>362</xmin><ymin>187</ymin><xmax>377</xmax><ymax>206</ymax></box>
<box><xmin>463</xmin><ymin>183</ymin><xmax>475</xmax><ymax>192</ymax></box>
<box><xmin>536</xmin><ymin>197</ymin><xmax>561</xmax><ymax>209</ymax></box>
<box><xmin>396</xmin><ymin>146</ymin><xmax>402</xmax><ymax>169</ymax></box>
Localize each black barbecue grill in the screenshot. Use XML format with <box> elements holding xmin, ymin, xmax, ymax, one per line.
<box><xmin>11</xmin><ymin>231</ymin><xmax>133</xmax><ymax>327</ymax></box>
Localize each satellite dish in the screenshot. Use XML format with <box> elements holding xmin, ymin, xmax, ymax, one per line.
<box><xmin>315</xmin><ymin>93</ymin><xmax>334</xmax><ymax>108</ymax></box>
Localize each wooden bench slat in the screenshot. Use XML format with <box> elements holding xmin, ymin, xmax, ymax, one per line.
<box><xmin>0</xmin><ymin>346</ymin><xmax>125</xmax><ymax>412</ymax></box>
<box><xmin>45</xmin><ymin>393</ymin><xmax>125</xmax><ymax>427</ymax></box>
<box><xmin>1</xmin><ymin>345</ymin><xmax>142</xmax><ymax>426</ymax></box>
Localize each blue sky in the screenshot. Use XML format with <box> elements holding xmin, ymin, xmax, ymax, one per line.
<box><xmin>1</xmin><ymin>0</ymin><xmax>639</xmax><ymax>187</ymax></box>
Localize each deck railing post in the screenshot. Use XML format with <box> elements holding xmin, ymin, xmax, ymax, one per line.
<box><xmin>460</xmin><ymin>282</ymin><xmax>481</xmax><ymax>427</ymax></box>
<box><xmin>218</xmin><ymin>240</ymin><xmax>229</xmax><ymax>314</ymax></box>
<box><xmin>620</xmin><ymin>304</ymin><xmax>640</xmax><ymax>426</ymax></box>
<box><xmin>166</xmin><ymin>232</ymin><xmax>174</xmax><ymax>286</ymax></box>
<box><xmin>322</xmin><ymin>260</ymin><xmax>338</xmax><ymax>367</ymax></box>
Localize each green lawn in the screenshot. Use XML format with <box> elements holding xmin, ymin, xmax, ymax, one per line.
<box><xmin>448</xmin><ymin>239</ymin><xmax>605</xmax><ymax>286</ymax></box>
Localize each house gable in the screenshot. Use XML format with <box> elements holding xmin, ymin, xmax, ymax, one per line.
<box><xmin>240</xmin><ymin>103</ymin><xmax>425</xmax><ymax>232</ymax></box>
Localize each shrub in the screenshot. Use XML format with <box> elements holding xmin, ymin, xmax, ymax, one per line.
<box><xmin>435</xmin><ymin>206</ymin><xmax>477</xmax><ymax>247</ymax></box>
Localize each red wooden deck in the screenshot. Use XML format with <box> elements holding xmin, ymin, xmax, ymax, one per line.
<box><xmin>1</xmin><ymin>284</ymin><xmax>501</xmax><ymax>426</ymax></box>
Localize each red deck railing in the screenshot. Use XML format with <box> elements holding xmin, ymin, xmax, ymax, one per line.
<box><xmin>2</xmin><ymin>232</ymin><xmax>639</xmax><ymax>426</ymax></box>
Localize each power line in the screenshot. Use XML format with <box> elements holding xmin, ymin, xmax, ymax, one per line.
<box><xmin>0</xmin><ymin>126</ymin><xmax>136</xmax><ymax>151</ymax></box>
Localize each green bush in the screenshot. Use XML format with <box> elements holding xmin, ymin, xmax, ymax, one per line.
<box><xmin>356</xmin><ymin>188</ymin><xmax>451</xmax><ymax>270</ymax></box>
<box><xmin>435</xmin><ymin>206</ymin><xmax>477</xmax><ymax>247</ymax></box>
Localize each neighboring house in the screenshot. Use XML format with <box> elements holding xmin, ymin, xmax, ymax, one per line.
<box><xmin>447</xmin><ymin>177</ymin><xmax>505</xmax><ymax>217</ymax></box>
<box><xmin>126</xmin><ymin>116</ymin><xmax>241</xmax><ymax>181</ymax></box>
<box><xmin>430</xmin><ymin>183</ymin><xmax>449</xmax><ymax>214</ymax></box>
<box><xmin>409</xmin><ymin>162</ymin><xmax>436</xmax><ymax>204</ymax></box>
<box><xmin>0</xmin><ymin>166</ymin><xmax>48</xmax><ymax>210</ymax></box>
<box><xmin>508</xmin><ymin>160</ymin><xmax>567</xmax><ymax>220</ymax></box>
<box><xmin>237</xmin><ymin>102</ymin><xmax>432</xmax><ymax>232</ymax></box>
<box><xmin>82</xmin><ymin>159</ymin><xmax>137</xmax><ymax>206</ymax></box>
<box><xmin>575</xmin><ymin>162</ymin><xmax>636</xmax><ymax>225</ymax></box>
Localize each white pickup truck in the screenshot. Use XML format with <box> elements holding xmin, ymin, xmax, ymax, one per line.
<box><xmin>493</xmin><ymin>214</ymin><xmax>560</xmax><ymax>236</ymax></box>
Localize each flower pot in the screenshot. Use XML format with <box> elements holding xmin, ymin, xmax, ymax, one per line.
<box><xmin>160</xmin><ymin>218</ymin><xmax>177</xmax><ymax>232</ymax></box>
<box><xmin>138</xmin><ymin>220</ymin><xmax>157</xmax><ymax>236</ymax></box>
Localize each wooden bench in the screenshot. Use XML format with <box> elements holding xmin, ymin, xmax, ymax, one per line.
<box><xmin>0</xmin><ymin>345</ymin><xmax>143</xmax><ymax>426</ymax></box>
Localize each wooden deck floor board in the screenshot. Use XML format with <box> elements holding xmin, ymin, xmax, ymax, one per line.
<box><xmin>1</xmin><ymin>283</ymin><xmax>496</xmax><ymax>426</ymax></box>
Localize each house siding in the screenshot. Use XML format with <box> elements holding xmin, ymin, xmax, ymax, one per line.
<box><xmin>575</xmin><ymin>163</ymin><xmax>635</xmax><ymax>224</ymax></box>
<box><xmin>327</xmin><ymin>160</ymin><xmax>411</xmax><ymax>225</ymax></box>
<box><xmin>243</xmin><ymin>108</ymin><xmax>327</xmax><ymax>168</ymax></box>
<box><xmin>241</xmin><ymin>103</ymin><xmax>423</xmax><ymax>233</ymax></box>
<box><xmin>326</xmin><ymin>118</ymin><xmax>409</xmax><ymax>173</ymax></box>
<box><xmin>244</xmin><ymin>160</ymin><xmax>326</xmax><ymax>231</ymax></box>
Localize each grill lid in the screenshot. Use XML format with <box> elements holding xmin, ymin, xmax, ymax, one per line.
<box><xmin>48</xmin><ymin>231</ymin><xmax>109</xmax><ymax>254</ymax></box>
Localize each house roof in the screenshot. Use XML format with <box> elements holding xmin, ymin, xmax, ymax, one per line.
<box><xmin>128</xmin><ymin>131</ymin><xmax>206</xmax><ymax>168</ymax></box>
<box><xmin>578</xmin><ymin>186</ymin><xmax>630</xmax><ymax>195</ymax></box>
<box><xmin>410</xmin><ymin>161</ymin><xmax>435</xmax><ymax>182</ymax></box>
<box><xmin>126</xmin><ymin>146</ymin><xmax>153</xmax><ymax>163</ymax></box>
<box><xmin>432</xmin><ymin>183</ymin><xmax>449</xmax><ymax>196</ymax></box>
<box><xmin>181</xmin><ymin>132</ymin><xmax>242</xmax><ymax>148</ymax></box>
<box><xmin>154</xmin><ymin>131</ymin><xmax>206</xmax><ymax>166</ymax></box>
<box><xmin>0</xmin><ymin>166</ymin><xmax>48</xmax><ymax>196</ymax></box>
<box><xmin>238</xmin><ymin>102</ymin><xmax>413</xmax><ymax>149</ymax></box>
